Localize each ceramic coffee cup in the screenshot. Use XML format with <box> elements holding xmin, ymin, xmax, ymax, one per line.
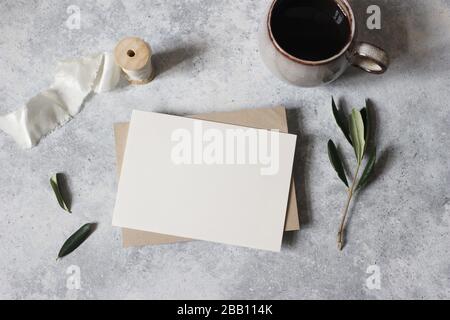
<box><xmin>259</xmin><ymin>0</ymin><xmax>389</xmax><ymax>87</ymax></box>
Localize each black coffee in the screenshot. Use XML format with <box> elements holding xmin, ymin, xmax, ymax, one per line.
<box><xmin>270</xmin><ymin>0</ymin><xmax>351</xmax><ymax>61</ymax></box>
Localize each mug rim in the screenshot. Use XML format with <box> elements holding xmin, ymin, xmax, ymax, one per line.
<box><xmin>267</xmin><ymin>0</ymin><xmax>356</xmax><ymax>66</ymax></box>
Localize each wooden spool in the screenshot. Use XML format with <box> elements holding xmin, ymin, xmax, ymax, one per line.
<box><xmin>114</xmin><ymin>37</ymin><xmax>154</xmax><ymax>85</ymax></box>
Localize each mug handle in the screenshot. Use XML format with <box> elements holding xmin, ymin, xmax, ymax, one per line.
<box><xmin>349</xmin><ymin>42</ymin><xmax>389</xmax><ymax>74</ymax></box>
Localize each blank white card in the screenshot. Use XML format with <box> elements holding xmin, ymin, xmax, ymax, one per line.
<box><xmin>112</xmin><ymin>110</ymin><xmax>297</xmax><ymax>251</ymax></box>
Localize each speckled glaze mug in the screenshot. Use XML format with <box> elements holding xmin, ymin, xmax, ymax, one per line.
<box><xmin>259</xmin><ymin>0</ymin><xmax>389</xmax><ymax>87</ymax></box>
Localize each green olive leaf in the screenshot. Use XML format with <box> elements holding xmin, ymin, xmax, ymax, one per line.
<box><xmin>356</xmin><ymin>147</ymin><xmax>376</xmax><ymax>190</ymax></box>
<box><xmin>50</xmin><ymin>173</ymin><xmax>71</xmax><ymax>213</ymax></box>
<box><xmin>360</xmin><ymin>100</ymin><xmax>371</xmax><ymax>150</ymax></box>
<box><xmin>332</xmin><ymin>97</ymin><xmax>352</xmax><ymax>146</ymax></box>
<box><xmin>349</xmin><ymin>109</ymin><xmax>366</xmax><ymax>164</ymax></box>
<box><xmin>327</xmin><ymin>140</ymin><xmax>349</xmax><ymax>187</ymax></box>
<box><xmin>57</xmin><ymin>223</ymin><xmax>97</xmax><ymax>260</ymax></box>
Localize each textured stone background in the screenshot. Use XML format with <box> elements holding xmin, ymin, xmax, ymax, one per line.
<box><xmin>0</xmin><ymin>0</ymin><xmax>449</xmax><ymax>299</ymax></box>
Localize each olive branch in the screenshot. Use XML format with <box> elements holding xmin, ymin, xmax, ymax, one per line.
<box><xmin>328</xmin><ymin>98</ymin><xmax>376</xmax><ymax>251</ymax></box>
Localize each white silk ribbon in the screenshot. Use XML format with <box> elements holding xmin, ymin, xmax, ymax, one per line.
<box><xmin>0</xmin><ymin>52</ymin><xmax>121</xmax><ymax>148</ymax></box>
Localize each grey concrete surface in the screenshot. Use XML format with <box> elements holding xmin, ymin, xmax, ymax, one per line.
<box><xmin>0</xmin><ymin>0</ymin><xmax>449</xmax><ymax>299</ymax></box>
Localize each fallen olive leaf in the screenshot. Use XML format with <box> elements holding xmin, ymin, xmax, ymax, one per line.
<box><xmin>57</xmin><ymin>223</ymin><xmax>96</xmax><ymax>260</ymax></box>
<box><xmin>50</xmin><ymin>173</ymin><xmax>71</xmax><ymax>213</ymax></box>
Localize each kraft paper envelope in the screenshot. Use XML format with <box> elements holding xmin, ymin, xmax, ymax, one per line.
<box><xmin>112</xmin><ymin>110</ymin><xmax>297</xmax><ymax>251</ymax></box>
<box><xmin>114</xmin><ymin>107</ymin><xmax>300</xmax><ymax>248</ymax></box>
